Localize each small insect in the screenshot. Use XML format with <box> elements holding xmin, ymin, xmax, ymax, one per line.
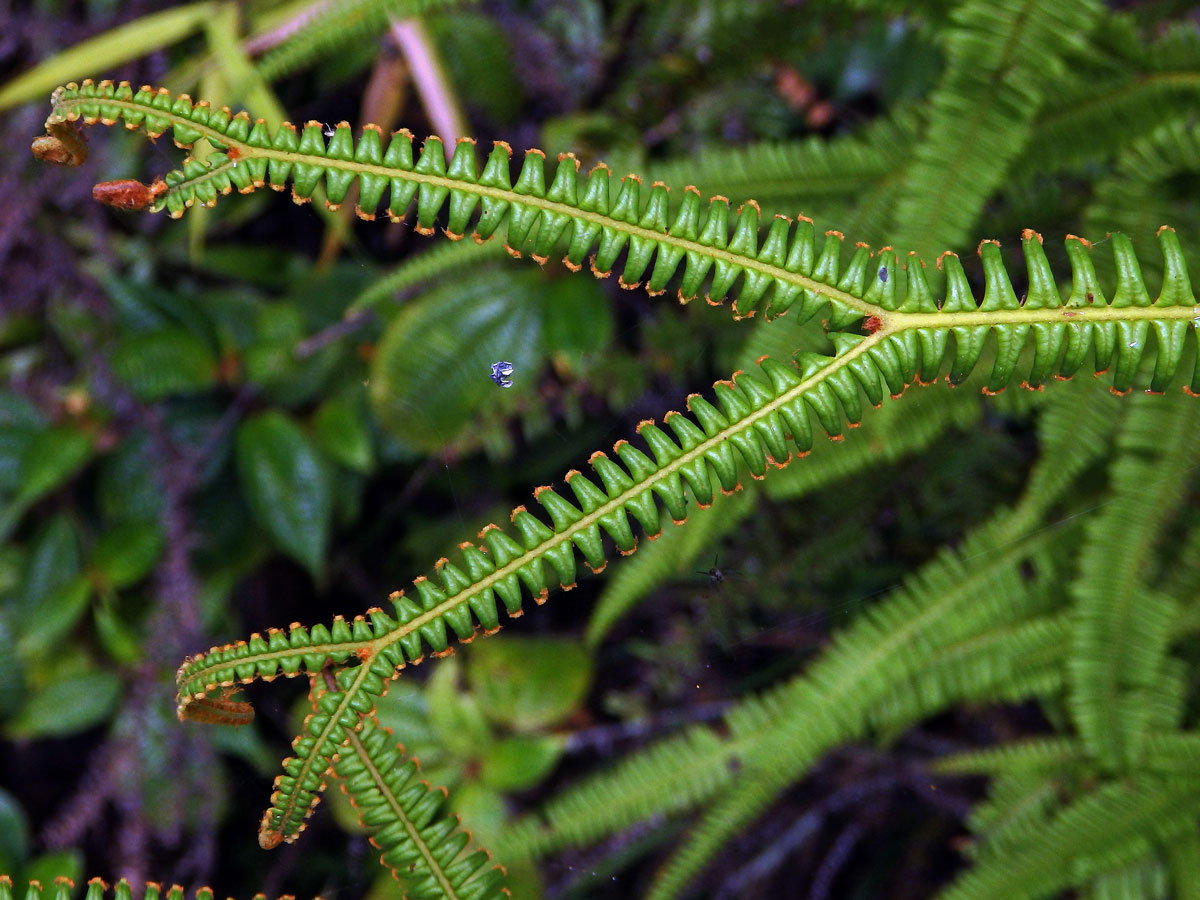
<box><xmin>878</xmin><ymin>266</ymin><xmax>888</xmax><ymax>283</ymax></box>
<box><xmin>489</xmin><ymin>360</ymin><xmax>515</xmax><ymax>388</ymax></box>
<box><xmin>696</xmin><ymin>555</ymin><xmax>735</xmax><ymax>588</ymax></box>
<box><xmin>323</xmin><ymin>123</ymin><xmax>335</xmax><ymax>139</ymax></box>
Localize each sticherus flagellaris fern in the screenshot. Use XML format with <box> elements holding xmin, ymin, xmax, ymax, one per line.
<box><xmin>32</xmin><ymin>78</ymin><xmax>1200</xmax><ymax>899</ymax></box>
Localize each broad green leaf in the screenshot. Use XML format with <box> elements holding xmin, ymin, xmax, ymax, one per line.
<box><xmin>541</xmin><ymin>275</ymin><xmax>613</xmax><ymax>370</ymax></box>
<box><xmin>313</xmin><ymin>392</ymin><xmax>374</xmax><ymax>473</ymax></box>
<box><xmin>0</xmin><ymin>393</ymin><xmax>48</xmax><ymax>493</ymax></box>
<box><xmin>243</xmin><ymin>303</ymin><xmax>339</xmax><ymax>406</ymax></box>
<box><xmin>93</xmin><ymin>601</ymin><xmax>143</xmax><ymax>665</ymax></box>
<box><xmin>0</xmin><ymin>3</ymin><xmax>216</xmax><ymax>110</ymax></box>
<box><xmin>0</xmin><ymin>787</ymin><xmax>29</xmax><ymax>873</ymax></box>
<box><xmin>21</xmin><ymin>850</ymin><xmax>83</xmax><ymax>891</ymax></box>
<box><xmin>7</xmin><ymin>670</ymin><xmax>121</xmax><ymax>738</ymax></box>
<box><xmin>17</xmin><ymin>575</ymin><xmax>92</xmax><ymax>659</ymax></box>
<box><xmin>370</xmin><ymin>269</ymin><xmax>547</xmax><ymax>453</ymax></box>
<box><xmin>16</xmin><ymin>427</ymin><xmax>92</xmax><ymax>505</ymax></box>
<box><xmin>96</xmin><ymin>431</ymin><xmax>164</xmax><ymax>524</ymax></box>
<box><xmin>427</xmin><ymin>659</ymin><xmax>494</xmax><ymax>759</ymax></box>
<box><xmin>479</xmin><ymin>735</ymin><xmax>563</xmax><ymax>791</ymax></box>
<box><xmin>17</xmin><ymin>515</ymin><xmax>81</xmax><ymax>614</ymax></box>
<box><xmin>467</xmin><ymin>637</ymin><xmax>593</xmax><ymax>732</ymax></box>
<box><xmin>236</xmin><ymin>411</ymin><xmax>332</xmax><ymax>577</ymax></box>
<box><xmin>90</xmin><ymin>521</ymin><xmax>165</xmax><ymax>589</ymax></box>
<box><xmin>111</xmin><ymin>328</ymin><xmax>219</xmax><ymax>401</ymax></box>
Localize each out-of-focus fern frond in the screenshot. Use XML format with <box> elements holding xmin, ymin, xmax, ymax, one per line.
<box><xmin>255</xmin><ymin>0</ymin><xmax>464</xmax><ymax>83</ymax></box>
<box><xmin>937</xmin><ymin>776</ymin><xmax>1200</xmax><ymax>900</ymax></box>
<box><xmin>1027</xmin><ymin>20</ymin><xmax>1200</xmax><ymax>177</ymax></box>
<box><xmin>1067</xmin><ymin>395</ymin><xmax>1200</xmax><ymax>772</ymax></box>
<box><xmin>894</xmin><ymin>0</ymin><xmax>1102</xmax><ymax>257</ymax></box>
<box><xmin>642</xmin><ymin>113</ymin><xmax>919</xmax><ymax>221</ymax></box>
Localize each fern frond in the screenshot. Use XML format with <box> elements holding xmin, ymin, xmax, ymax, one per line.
<box><xmin>1140</xmin><ymin>733</ymin><xmax>1200</xmax><ymax>775</ymax></box>
<box><xmin>1081</xmin><ymin>860</ymin><xmax>1168</xmax><ymax>900</ymax></box>
<box><xmin>1068</xmin><ymin>395</ymin><xmax>1200</xmax><ymax>772</ymax></box>
<box><xmin>936</xmin><ymin>776</ymin><xmax>1200</xmax><ymax>900</ymax></box>
<box><xmin>254</xmin><ymin>0</ymin><xmax>459</xmax><ymax>82</ymax></box>
<box><xmin>1086</xmin><ymin>116</ymin><xmax>1200</xmax><ymax>259</ymax></box>
<box><xmin>868</xmin><ymin>612</ymin><xmax>1071</xmax><ymax>734</ymax></box>
<box><xmin>1026</xmin><ymin>20</ymin><xmax>1200</xmax><ymax>176</ymax></box>
<box><xmin>965</xmin><ymin>772</ymin><xmax>1063</xmax><ymax>863</ymax></box>
<box><xmin>894</xmin><ymin>0</ymin><xmax>1101</xmax><ymax>256</ymax></box>
<box><xmin>347</xmin><ymin>239</ymin><xmax>508</xmax><ymax>313</ymax></box>
<box><xmin>0</xmin><ymin>879</ymin><xmax>311</xmax><ymax>900</ymax></box>
<box><xmin>646</xmin><ymin>516</ymin><xmax>1062</xmax><ymax>899</ymax></box>
<box><xmin>585</xmin><ymin>487</ymin><xmax>755</xmax><ymax>648</ymax></box>
<box><xmin>38</xmin><ymin>81</ymin><xmax>1200</xmax><ymax>390</ymax></box>
<box><xmin>1164</xmin><ymin>820</ymin><xmax>1200</xmax><ymax>900</ymax></box>
<box><xmin>935</xmin><ymin>737</ymin><xmax>1087</xmax><ymax>776</ymax></box>
<box><xmin>511</xmin><ymin>505</ymin><xmax>1057</xmax><ymax>879</ymax></box>
<box><xmin>333</xmin><ymin>716</ymin><xmax>507</xmax><ymax>900</ymax></box>
<box><xmin>641</xmin><ymin>112</ymin><xmax>919</xmax><ymax>219</ymax></box>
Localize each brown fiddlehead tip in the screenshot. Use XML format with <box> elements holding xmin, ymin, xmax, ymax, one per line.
<box><xmin>92</xmin><ymin>178</ymin><xmax>166</xmax><ymax>210</ymax></box>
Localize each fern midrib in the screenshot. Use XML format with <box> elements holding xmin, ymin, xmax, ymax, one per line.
<box><xmin>342</xmin><ymin>727</ymin><xmax>464</xmax><ymax>900</ymax></box>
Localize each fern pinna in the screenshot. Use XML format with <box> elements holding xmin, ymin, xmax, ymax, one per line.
<box><xmin>33</xmin><ymin>79</ymin><xmax>1200</xmax><ymax>899</ymax></box>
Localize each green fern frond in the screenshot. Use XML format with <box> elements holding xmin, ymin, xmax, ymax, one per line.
<box><xmin>496</xmin><ymin>726</ymin><xmax>734</xmax><ymax>859</ymax></box>
<box><xmin>965</xmin><ymin>772</ymin><xmax>1063</xmax><ymax>863</ymax></box>
<box><xmin>347</xmin><ymin>238</ymin><xmax>508</xmax><ymax>313</ymax></box>
<box><xmin>936</xmin><ymin>776</ymin><xmax>1200</xmax><ymax>900</ymax></box>
<box><xmin>1081</xmin><ymin>860</ymin><xmax>1168</xmax><ymax>900</ymax></box>
<box><xmin>1026</xmin><ymin>20</ymin><xmax>1200</xmax><ymax>177</ymax></box>
<box><xmin>1068</xmin><ymin>395</ymin><xmax>1200</xmax><ymax>772</ymax></box>
<box><xmin>646</xmin><ymin>516</ymin><xmax>1062</xmax><ymax>899</ymax></box>
<box><xmin>1087</xmin><ymin>116</ymin><xmax>1200</xmax><ymax>259</ymax></box>
<box><xmin>254</xmin><ymin>0</ymin><xmax>460</xmax><ymax>83</ymax></box>
<box><xmin>1016</xmin><ymin>377</ymin><xmax>1121</xmax><ymax>524</ymax></box>
<box><xmin>869</xmin><ymin>612</ymin><xmax>1071</xmax><ymax>734</ymax></box>
<box><xmin>585</xmin><ymin>487</ymin><xmax>755</xmax><ymax>648</ymax></box>
<box><xmin>37</xmin><ymin>82</ymin><xmax>1200</xmax><ymax>392</ymax></box>
<box><xmin>1140</xmin><ymin>733</ymin><xmax>1200</xmax><ymax>775</ymax></box>
<box><xmin>333</xmin><ymin>716</ymin><xmax>507</xmax><ymax>900</ymax></box>
<box><xmin>935</xmin><ymin>737</ymin><xmax>1087</xmax><ymax>776</ymax></box>
<box><xmin>511</xmin><ymin>506</ymin><xmax>1059</xmax><ymax>885</ymax></box>
<box><xmin>37</xmin><ymin>79</ymin><xmax>1200</xmax><ymax>886</ymax></box>
<box><xmin>641</xmin><ymin>112</ymin><xmax>919</xmax><ymax>220</ymax></box>
<box><xmin>0</xmin><ymin>878</ymin><xmax>311</xmax><ymax>900</ymax></box>
<box><xmin>1164</xmin><ymin>821</ymin><xmax>1200</xmax><ymax>900</ymax></box>
<box><xmin>894</xmin><ymin>0</ymin><xmax>1101</xmax><ymax>256</ymax></box>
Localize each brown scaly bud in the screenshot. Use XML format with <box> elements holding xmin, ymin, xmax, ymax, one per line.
<box><xmin>92</xmin><ymin>177</ymin><xmax>166</xmax><ymax>210</ymax></box>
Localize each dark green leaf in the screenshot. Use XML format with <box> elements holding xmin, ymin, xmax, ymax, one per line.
<box><xmin>17</xmin><ymin>575</ymin><xmax>91</xmax><ymax>658</ymax></box>
<box><xmin>479</xmin><ymin>735</ymin><xmax>563</xmax><ymax>791</ymax></box>
<box><xmin>90</xmin><ymin>521</ymin><xmax>165</xmax><ymax>589</ymax></box>
<box><xmin>236</xmin><ymin>411</ymin><xmax>332</xmax><ymax>577</ymax></box>
<box><xmin>8</xmin><ymin>670</ymin><xmax>121</xmax><ymax>738</ymax></box>
<box><xmin>370</xmin><ymin>269</ymin><xmax>547</xmax><ymax>453</ymax></box>
<box><xmin>0</xmin><ymin>788</ymin><xmax>29</xmax><ymax>872</ymax></box>
<box><xmin>313</xmin><ymin>391</ymin><xmax>374</xmax><ymax>473</ymax></box>
<box><xmin>467</xmin><ymin>636</ymin><xmax>593</xmax><ymax>732</ymax></box>
<box><xmin>21</xmin><ymin>850</ymin><xmax>83</xmax><ymax>891</ymax></box>
<box><xmin>16</xmin><ymin>427</ymin><xmax>92</xmax><ymax>505</ymax></box>
<box><xmin>111</xmin><ymin>328</ymin><xmax>219</xmax><ymax>400</ymax></box>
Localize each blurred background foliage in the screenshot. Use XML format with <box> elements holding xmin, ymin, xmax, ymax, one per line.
<box><xmin>2</xmin><ymin>1</ymin><xmax>1200</xmax><ymax>899</ymax></box>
